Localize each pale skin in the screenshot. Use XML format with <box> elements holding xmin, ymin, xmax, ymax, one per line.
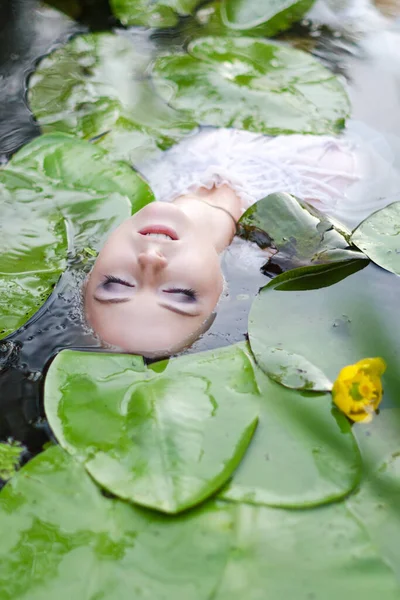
<box><xmin>84</xmin><ymin>185</ymin><xmax>244</xmax><ymax>357</ymax></box>
<box><xmin>84</xmin><ymin>136</ymin><xmax>359</xmax><ymax>357</ymax></box>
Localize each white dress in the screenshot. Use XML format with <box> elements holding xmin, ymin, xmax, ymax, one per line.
<box><xmin>137</xmin><ymin>120</ymin><xmax>400</xmax><ymax>229</ymax></box>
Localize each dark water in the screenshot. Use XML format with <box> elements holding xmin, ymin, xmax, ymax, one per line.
<box><xmin>1</xmin><ymin>0</ymin><xmax>400</xmax><ymax>472</ymax></box>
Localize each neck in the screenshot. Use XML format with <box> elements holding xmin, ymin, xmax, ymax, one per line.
<box><xmin>172</xmin><ymin>185</ymin><xmax>243</xmax><ymax>253</ymax></box>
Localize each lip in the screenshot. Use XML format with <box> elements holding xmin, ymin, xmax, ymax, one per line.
<box><xmin>138</xmin><ymin>225</ymin><xmax>179</xmax><ymax>240</ymax></box>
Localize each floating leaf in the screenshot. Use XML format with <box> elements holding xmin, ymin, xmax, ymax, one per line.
<box><xmin>9</xmin><ymin>131</ymin><xmax>153</xmax><ymax>204</ymax></box>
<box><xmin>351</xmin><ymin>201</ymin><xmax>400</xmax><ymax>276</ymax></box>
<box><xmin>253</xmin><ymin>346</ymin><xmax>333</xmax><ymax>391</ymax></box>
<box><xmin>152</xmin><ymin>36</ymin><xmax>350</xmax><ymax>135</ymax></box>
<box><xmin>110</xmin><ymin>0</ymin><xmax>202</xmax><ymax>27</ymax></box>
<box><xmin>220</xmin><ymin>365</ymin><xmax>361</xmax><ymax>507</ymax></box>
<box><xmin>0</xmin><ymin>133</ymin><xmax>153</xmax><ymax>338</ymax></box>
<box><xmin>0</xmin><ymin>204</ymin><xmax>67</xmax><ymax>339</ymax></box>
<box><xmin>28</xmin><ymin>33</ymin><xmax>196</xmax><ymax>163</ymax></box>
<box><xmin>221</xmin><ymin>0</ymin><xmax>315</xmax><ymax>33</ymax></box>
<box><xmin>248</xmin><ymin>260</ymin><xmax>400</xmax><ymax>392</ymax></box>
<box><xmin>237</xmin><ymin>192</ymin><xmax>365</xmax><ymax>275</ymax></box>
<box><xmin>44</xmin><ymin>345</ymin><xmax>259</xmax><ymax>514</ymax></box>
<box><xmin>213</xmin><ymin>501</ymin><xmax>400</xmax><ymax>599</ymax></box>
<box><xmin>0</xmin><ymin>446</ymin><xmax>235</xmax><ymax>600</ymax></box>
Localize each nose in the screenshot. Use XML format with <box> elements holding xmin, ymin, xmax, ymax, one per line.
<box><xmin>138</xmin><ymin>249</ymin><xmax>167</xmax><ymax>272</ymax></box>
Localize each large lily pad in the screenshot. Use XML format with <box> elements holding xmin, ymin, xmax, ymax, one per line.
<box><xmin>347</xmin><ymin>409</ymin><xmax>400</xmax><ymax>580</ymax></box>
<box><xmin>351</xmin><ymin>201</ymin><xmax>400</xmax><ymax>276</ymax></box>
<box><xmin>152</xmin><ymin>36</ymin><xmax>350</xmax><ymax>135</ymax></box>
<box><xmin>213</xmin><ymin>501</ymin><xmax>400</xmax><ymax>600</ymax></box>
<box><xmin>248</xmin><ymin>260</ymin><xmax>400</xmax><ymax>391</ymax></box>
<box><xmin>237</xmin><ymin>192</ymin><xmax>365</xmax><ymax>275</ymax></box>
<box><xmin>45</xmin><ymin>342</ymin><xmax>362</xmax><ymax>511</ymax></box>
<box><xmin>0</xmin><ymin>446</ymin><xmax>235</xmax><ymax>600</ymax></box>
<box><xmin>44</xmin><ymin>345</ymin><xmax>259</xmax><ymax>514</ymax></box>
<box><xmin>0</xmin><ymin>133</ymin><xmax>153</xmax><ymax>338</ymax></box>
<box><xmin>110</xmin><ymin>0</ymin><xmax>202</xmax><ymax>27</ymax></box>
<box><xmin>28</xmin><ymin>33</ymin><xmax>196</xmax><ymax>163</ymax></box>
<box><xmin>220</xmin><ymin>365</ymin><xmax>361</xmax><ymax>507</ymax></box>
<box><xmin>221</xmin><ymin>0</ymin><xmax>315</xmax><ymax>33</ymax></box>
<box><xmin>0</xmin><ymin>200</ymin><xmax>67</xmax><ymax>338</ymax></box>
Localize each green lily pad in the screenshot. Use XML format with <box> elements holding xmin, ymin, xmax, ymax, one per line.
<box><xmin>351</xmin><ymin>201</ymin><xmax>400</xmax><ymax>276</ymax></box>
<box><xmin>9</xmin><ymin>132</ymin><xmax>153</xmax><ymax>204</ymax></box>
<box><xmin>0</xmin><ymin>204</ymin><xmax>67</xmax><ymax>339</ymax></box>
<box><xmin>110</xmin><ymin>0</ymin><xmax>202</xmax><ymax>27</ymax></box>
<box><xmin>213</xmin><ymin>501</ymin><xmax>400</xmax><ymax>600</ymax></box>
<box><xmin>188</xmin><ymin>2</ymin><xmax>279</xmax><ymax>39</ymax></box>
<box><xmin>220</xmin><ymin>365</ymin><xmax>361</xmax><ymax>507</ymax></box>
<box><xmin>152</xmin><ymin>36</ymin><xmax>350</xmax><ymax>135</ymax></box>
<box><xmin>0</xmin><ymin>133</ymin><xmax>153</xmax><ymax>339</ymax></box>
<box><xmin>237</xmin><ymin>192</ymin><xmax>365</xmax><ymax>275</ymax></box>
<box><xmin>28</xmin><ymin>32</ymin><xmax>196</xmax><ymax>163</ymax></box>
<box><xmin>347</xmin><ymin>409</ymin><xmax>400</xmax><ymax>580</ymax></box>
<box><xmin>221</xmin><ymin>0</ymin><xmax>315</xmax><ymax>33</ymax></box>
<box><xmin>0</xmin><ymin>441</ymin><xmax>23</xmax><ymax>481</ymax></box>
<box><xmin>248</xmin><ymin>260</ymin><xmax>400</xmax><ymax>392</ymax></box>
<box><xmin>0</xmin><ymin>446</ymin><xmax>235</xmax><ymax>600</ymax></box>
<box><xmin>44</xmin><ymin>345</ymin><xmax>259</xmax><ymax>514</ymax></box>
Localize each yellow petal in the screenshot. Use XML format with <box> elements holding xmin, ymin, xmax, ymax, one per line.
<box><xmin>337</xmin><ymin>364</ymin><xmax>360</xmax><ymax>381</ymax></box>
<box><xmin>332</xmin><ymin>357</ymin><xmax>386</xmax><ymax>423</ymax></box>
<box><xmin>355</xmin><ymin>357</ymin><xmax>387</xmax><ymax>377</ymax></box>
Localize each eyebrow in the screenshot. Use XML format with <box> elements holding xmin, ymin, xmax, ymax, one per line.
<box><xmin>93</xmin><ymin>296</ymin><xmax>199</xmax><ymax>317</ymax></box>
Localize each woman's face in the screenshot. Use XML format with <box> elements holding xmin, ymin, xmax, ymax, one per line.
<box><xmin>84</xmin><ymin>202</ymin><xmax>223</xmax><ymax>356</ymax></box>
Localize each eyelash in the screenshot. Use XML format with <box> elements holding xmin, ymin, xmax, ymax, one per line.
<box><xmin>103</xmin><ymin>275</ymin><xmax>134</xmax><ymax>287</ymax></box>
<box><xmin>103</xmin><ymin>278</ymin><xmax>197</xmax><ymax>301</ymax></box>
<box><xmin>164</xmin><ymin>288</ymin><xmax>197</xmax><ymax>300</ymax></box>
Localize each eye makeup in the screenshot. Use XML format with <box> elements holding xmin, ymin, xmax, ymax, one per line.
<box><xmin>163</xmin><ymin>287</ymin><xmax>198</xmax><ymax>302</ymax></box>
<box><xmin>103</xmin><ymin>275</ymin><xmax>134</xmax><ymax>288</ymax></box>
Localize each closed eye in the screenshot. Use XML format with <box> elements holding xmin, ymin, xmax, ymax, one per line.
<box><xmin>93</xmin><ymin>275</ymin><xmax>135</xmax><ymax>302</ymax></box>
<box><xmin>103</xmin><ymin>275</ymin><xmax>134</xmax><ymax>288</ymax></box>
<box><xmin>163</xmin><ymin>288</ymin><xmax>198</xmax><ymax>302</ymax></box>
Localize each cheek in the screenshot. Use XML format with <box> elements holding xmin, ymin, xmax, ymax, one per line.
<box><xmin>186</xmin><ymin>252</ymin><xmax>223</xmax><ymax>302</ymax></box>
<box><xmin>93</xmin><ymin>234</ymin><xmax>133</xmax><ymax>272</ymax></box>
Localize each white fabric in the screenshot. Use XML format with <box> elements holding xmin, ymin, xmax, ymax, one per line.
<box><xmin>136</xmin><ymin>121</ymin><xmax>400</xmax><ymax>228</ymax></box>
<box><xmin>307</xmin><ymin>0</ymin><xmax>388</xmax><ymax>35</ymax></box>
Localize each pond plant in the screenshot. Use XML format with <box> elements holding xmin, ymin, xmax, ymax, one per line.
<box><xmin>1</xmin><ymin>0</ymin><xmax>400</xmax><ymax>597</ymax></box>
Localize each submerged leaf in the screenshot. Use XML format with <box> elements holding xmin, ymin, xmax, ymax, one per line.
<box><xmin>0</xmin><ymin>446</ymin><xmax>235</xmax><ymax>600</ymax></box>
<box><xmin>152</xmin><ymin>36</ymin><xmax>350</xmax><ymax>135</ymax></box>
<box><xmin>44</xmin><ymin>345</ymin><xmax>259</xmax><ymax>514</ymax></box>
<box><xmin>28</xmin><ymin>32</ymin><xmax>196</xmax><ymax>164</ymax></box>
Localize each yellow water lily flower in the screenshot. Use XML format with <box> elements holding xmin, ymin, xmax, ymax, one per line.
<box><xmin>332</xmin><ymin>357</ymin><xmax>387</xmax><ymax>423</ymax></box>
